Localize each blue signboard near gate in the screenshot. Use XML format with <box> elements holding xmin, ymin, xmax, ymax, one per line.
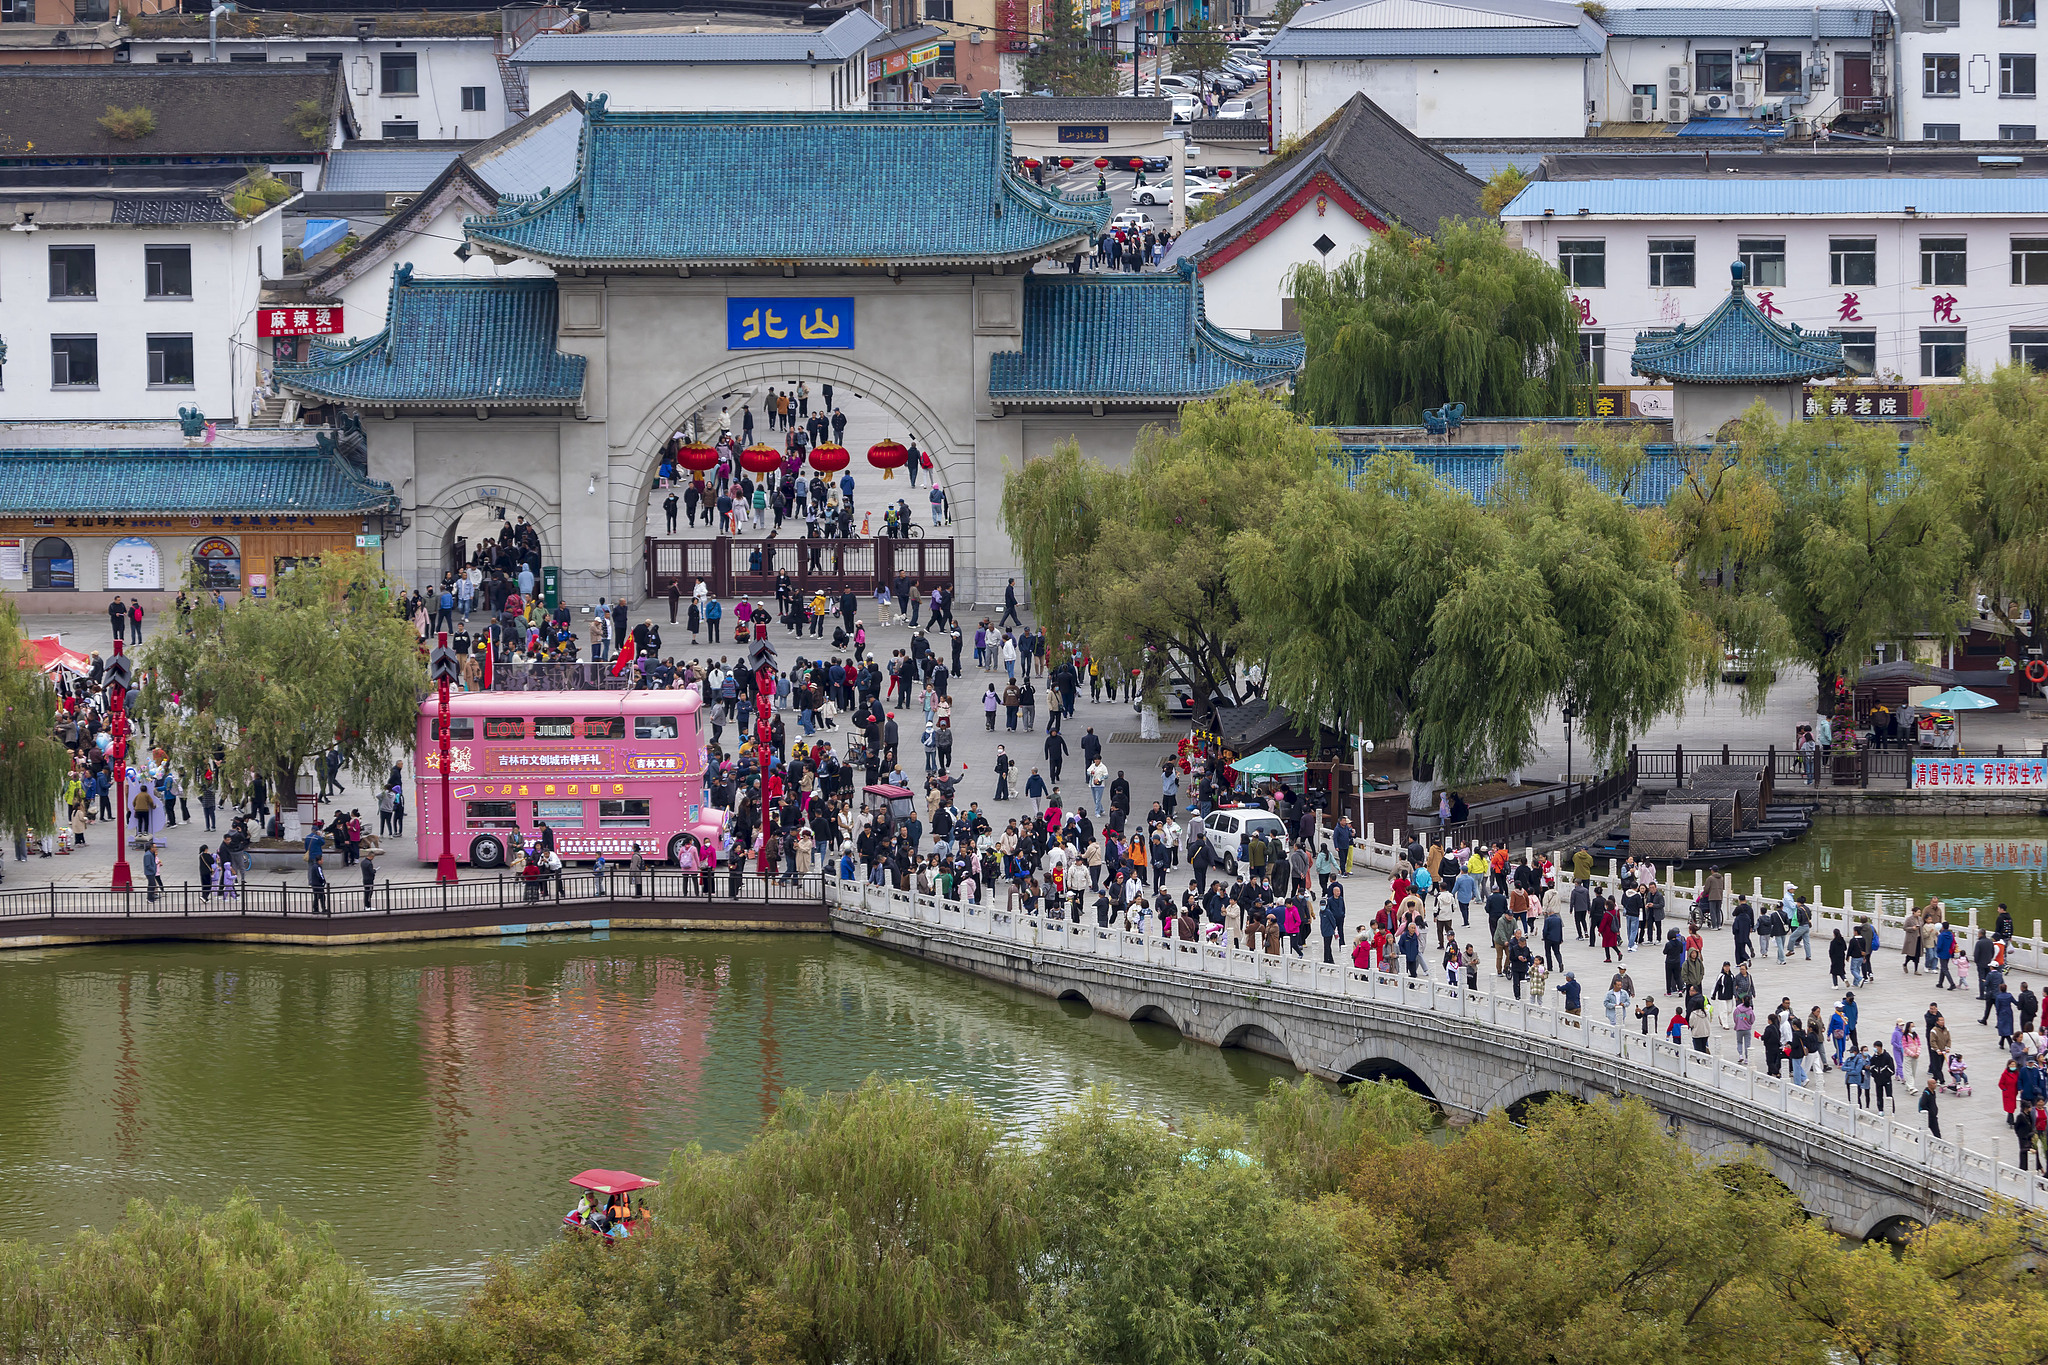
<box><xmin>726</xmin><ymin>297</ymin><xmax>855</xmax><ymax>350</ymax></box>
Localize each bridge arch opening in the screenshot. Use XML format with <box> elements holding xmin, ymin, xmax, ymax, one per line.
<box><xmin>1341</xmin><ymin>1059</ymin><xmax>1438</xmax><ymax>1103</ymax></box>
<box><xmin>1129</xmin><ymin>1004</ymin><xmax>1184</xmax><ymax>1038</ymax></box>
<box><xmin>1056</xmin><ymin>989</ymin><xmax>1093</xmax><ymax>1018</ymax></box>
<box><xmin>1502</xmin><ymin>1089</ymin><xmax>1581</xmax><ymax>1126</ymax></box>
<box><xmin>1865</xmin><ymin>1214</ymin><xmax>1926</xmax><ymax>1250</ymax></box>
<box><xmin>1220</xmin><ymin>1021</ymin><xmax>1296</xmax><ymax>1067</ymax></box>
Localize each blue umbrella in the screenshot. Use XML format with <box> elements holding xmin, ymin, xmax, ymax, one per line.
<box><xmin>1921</xmin><ymin>686</ymin><xmax>1998</xmax><ymax>753</ymax></box>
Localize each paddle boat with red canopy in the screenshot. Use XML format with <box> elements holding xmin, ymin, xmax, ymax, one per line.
<box><xmin>563</xmin><ymin>1168</ymin><xmax>659</xmax><ymax>1240</ymax></box>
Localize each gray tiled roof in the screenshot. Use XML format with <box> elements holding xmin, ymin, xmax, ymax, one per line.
<box><xmin>514</xmin><ymin>10</ymin><xmax>883</xmax><ymax>65</ymax></box>
<box><xmin>1004</xmin><ymin>96</ymin><xmax>1176</xmax><ymax>122</ymax></box>
<box><xmin>0</xmin><ymin>448</ymin><xmax>397</xmax><ymax>516</ymax></box>
<box><xmin>0</xmin><ymin>65</ymin><xmax>347</xmax><ymax>159</ymax></box>
<box><xmin>1190</xmin><ymin>117</ymin><xmax>1270</xmax><ymax>141</ymax></box>
<box><xmin>323</xmin><ymin>145</ymin><xmax>472</xmax><ymax>193</ymax></box>
<box><xmin>464</xmin><ymin>94</ymin><xmax>584</xmax><ymax>197</ymax></box>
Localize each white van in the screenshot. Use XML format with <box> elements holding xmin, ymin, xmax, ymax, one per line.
<box><xmin>1202</xmin><ymin>806</ymin><xmax>1292</xmax><ymax>872</ymax></box>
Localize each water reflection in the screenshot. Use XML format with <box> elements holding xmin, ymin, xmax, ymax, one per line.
<box><xmin>1724</xmin><ymin>815</ymin><xmax>2048</xmax><ymax>918</ymax></box>
<box><xmin>0</xmin><ymin>932</ymin><xmax>1293</xmax><ymax>1306</ymax></box>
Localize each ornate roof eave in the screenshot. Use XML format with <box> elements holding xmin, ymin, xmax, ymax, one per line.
<box><xmin>466</xmin><ymin>233</ymin><xmax>1101</xmax><ymax>273</ymax></box>
<box><xmin>1630</xmin><ymin>262</ymin><xmax>1844</xmax><ymax>385</ymax></box>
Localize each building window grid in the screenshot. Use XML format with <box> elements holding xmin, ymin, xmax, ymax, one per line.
<box><xmin>1927</xmin><ymin>0</ymin><xmax>1959</xmax><ymax>23</ymax></box>
<box><xmin>1925</xmin><ymin>122</ymin><xmax>1964</xmax><ymax>139</ymax></box>
<box><xmin>50</xmin><ymin>335</ymin><xmax>98</xmax><ymax>389</ymax></box>
<box><xmin>1839</xmin><ymin>330</ymin><xmax>1878</xmax><ymax>376</ymax></box>
<box><xmin>48</xmin><ymin>246</ymin><xmax>94</xmax><ymax>299</ymax></box>
<box><xmin>2014</xmin><ymin>329</ymin><xmax>2048</xmax><ymax>370</ymax></box>
<box><xmin>2015</xmin><ymin>237</ymin><xmax>2048</xmax><ymax>284</ymax></box>
<box><xmin>144</xmin><ymin>245</ymin><xmax>192</xmax><ymax>299</ymax></box>
<box><xmin>2003</xmin><ymin>124</ymin><xmax>2040</xmax><ymax>138</ymax></box>
<box><xmin>460</xmin><ymin>85</ymin><xmax>487</xmax><ymax>111</ymax></box>
<box><xmin>1925</xmin><ymin>53</ymin><xmax>1961</xmax><ymax>95</ymax></box>
<box><xmin>2005</xmin><ymin>0</ymin><xmax>2037</xmax><ymax>25</ymax></box>
<box><xmin>380</xmin><ymin>51</ymin><xmax>418</xmax><ymax>94</ymax></box>
<box><xmin>1738</xmin><ymin>237</ymin><xmax>1787</xmax><ymax>286</ymax></box>
<box><xmin>1558</xmin><ymin>239</ymin><xmax>1606</xmax><ymax>287</ymax></box>
<box><xmin>146</xmin><ymin>334</ymin><xmax>194</xmax><ymax>389</ymax></box>
<box><xmin>1922</xmin><ymin>237</ymin><xmax>1968</xmax><ymax>286</ymax></box>
<box><xmin>1648</xmin><ymin>238</ymin><xmax>1696</xmax><ymax>288</ymax></box>
<box><xmin>1831</xmin><ymin>237</ymin><xmax>1877</xmax><ymax>286</ymax></box>
<box><xmin>2003</xmin><ymin>52</ymin><xmax>2038</xmax><ymax>95</ymax></box>
<box><xmin>1579</xmin><ymin>331</ymin><xmax>1606</xmax><ymax>384</ymax></box>
<box><xmin>1922</xmin><ymin>328</ymin><xmax>1968</xmax><ymax>378</ymax></box>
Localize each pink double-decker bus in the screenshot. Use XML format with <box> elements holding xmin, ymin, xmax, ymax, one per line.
<box><xmin>415</xmin><ymin>690</ymin><xmax>728</xmax><ymax>869</ymax></box>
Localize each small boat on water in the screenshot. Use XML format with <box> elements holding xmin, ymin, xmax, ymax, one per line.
<box><xmin>563</xmin><ymin>1168</ymin><xmax>659</xmax><ymax>1241</ymax></box>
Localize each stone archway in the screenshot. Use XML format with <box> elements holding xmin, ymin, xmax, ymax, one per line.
<box><xmin>1209</xmin><ymin>1008</ymin><xmax>1304</xmax><ymax>1069</ymax></box>
<box><xmin>410</xmin><ymin>474</ymin><xmax>560</xmax><ymax>589</ymax></box>
<box><xmin>605</xmin><ymin>353</ymin><xmax>977</xmax><ymax>592</ymax></box>
<box><xmin>1330</xmin><ymin>1037</ymin><xmax>1449</xmax><ymax>1106</ymax></box>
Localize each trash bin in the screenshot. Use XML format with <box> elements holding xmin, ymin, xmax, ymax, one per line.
<box><xmin>543</xmin><ymin>565</ymin><xmax>560</xmax><ymax>609</ymax></box>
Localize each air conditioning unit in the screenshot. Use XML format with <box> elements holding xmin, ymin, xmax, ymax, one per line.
<box><xmin>1666</xmin><ymin>63</ymin><xmax>1690</xmax><ymax>94</ymax></box>
<box><xmin>1700</xmin><ymin>92</ymin><xmax>1731</xmax><ymax>112</ymax></box>
<box><xmin>1668</xmin><ymin>94</ymin><xmax>1692</xmax><ymax>120</ymax></box>
<box><xmin>1735</xmin><ymin>78</ymin><xmax>1761</xmax><ymax>105</ymax></box>
<box><xmin>1629</xmin><ymin>92</ymin><xmax>1657</xmax><ymax>121</ymax></box>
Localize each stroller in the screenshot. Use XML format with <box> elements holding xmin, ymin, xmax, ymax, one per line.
<box><xmin>1942</xmin><ymin>1050</ymin><xmax>1973</xmax><ymax>1097</ymax></box>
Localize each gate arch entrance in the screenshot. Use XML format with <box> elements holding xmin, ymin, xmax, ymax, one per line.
<box><xmin>411</xmin><ymin>477</ymin><xmax>557</xmax><ymax>591</ymax></box>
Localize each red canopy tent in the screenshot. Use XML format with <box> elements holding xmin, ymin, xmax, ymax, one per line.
<box><xmin>28</xmin><ymin>636</ymin><xmax>90</xmax><ymax>677</ymax></box>
<box><xmin>569</xmin><ymin>1169</ymin><xmax>661</xmax><ymax>1194</ymax></box>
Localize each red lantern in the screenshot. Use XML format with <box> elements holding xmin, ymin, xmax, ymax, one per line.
<box><xmin>739</xmin><ymin>443</ymin><xmax>782</xmax><ymax>474</ymax></box>
<box><xmin>809</xmin><ymin>443</ymin><xmax>850</xmax><ymax>474</ymax></box>
<box><xmin>1060</xmin><ymin>157</ymin><xmax>1074</xmax><ymax>169</ymax></box>
<box><xmin>1218</xmin><ymin>168</ymin><xmax>1233</xmax><ymax>179</ymax></box>
<box><xmin>674</xmin><ymin>441</ymin><xmax>719</xmax><ymax>473</ymax></box>
<box><xmin>1129</xmin><ymin>157</ymin><xmax>1143</xmax><ymax>169</ymax></box>
<box><xmin>867</xmin><ymin>438</ymin><xmax>909</xmax><ymax>481</ymax></box>
<box><xmin>1094</xmin><ymin>157</ymin><xmax>1109</xmax><ymax>169</ymax></box>
<box><xmin>1023</xmin><ymin>157</ymin><xmax>1041</xmax><ymax>169</ymax></box>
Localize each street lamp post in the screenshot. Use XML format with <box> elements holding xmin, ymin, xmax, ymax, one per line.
<box><xmin>1561</xmin><ymin>685</ymin><xmax>1580</xmax><ymax>790</ymax></box>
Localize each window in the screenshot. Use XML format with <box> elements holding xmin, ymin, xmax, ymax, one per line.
<box><xmin>443</xmin><ymin>717</ymin><xmax>474</xmax><ymax>739</ymax></box>
<box><xmin>1921</xmin><ymin>236</ymin><xmax>1967</xmax><ymax>284</ymax></box>
<box><xmin>925</xmin><ymin>0</ymin><xmax>954</xmax><ymax>16</ymax></box>
<box><xmin>464</xmin><ymin>800</ymin><xmax>519</xmax><ymax>827</ymax></box>
<box><xmin>2006</xmin><ymin>0</ymin><xmax>2036</xmax><ymax>24</ymax></box>
<box><xmin>50</xmin><ymin>336</ymin><xmax>97</xmax><ymax>388</ymax></box>
<box><xmin>1831</xmin><ymin>236</ymin><xmax>1877</xmax><ymax>285</ymax></box>
<box><xmin>532</xmin><ymin>799</ymin><xmax>584</xmax><ymax>826</ymax></box>
<box><xmin>1739</xmin><ymin>237</ymin><xmax>1787</xmax><ymax>286</ymax></box>
<box><xmin>31</xmin><ymin>537</ymin><xmax>74</xmax><ymax>591</ymax></box>
<box><xmin>144</xmin><ymin>245</ymin><xmax>191</xmax><ymax>298</ymax></box>
<box><xmin>598</xmin><ymin>798</ymin><xmax>652</xmax><ymax>827</ymax></box>
<box><xmin>146</xmin><ymin>334</ymin><xmax>194</xmax><ymax>388</ymax></box>
<box><xmin>381</xmin><ymin>122</ymin><xmax>419</xmax><ymax>141</ymax></box>
<box><xmin>2005</xmin><ymin>53</ymin><xmax>2038</xmax><ymax>94</ymax></box>
<box><xmin>1921</xmin><ymin>328</ymin><xmax>1968</xmax><ymax>377</ymax></box>
<box><xmin>633</xmin><ymin>715</ymin><xmax>679</xmax><ymax>740</ymax></box>
<box><xmin>193</xmin><ymin>537</ymin><xmax>239</xmax><ymax>589</ymax></box>
<box><xmin>380</xmin><ymin>51</ymin><xmax>417</xmax><ymax>93</ymax></box>
<box><xmin>1927</xmin><ymin>0</ymin><xmax>1959</xmax><ymax>22</ymax></box>
<box><xmin>155</xmin><ymin>51</ymin><xmax>192</xmax><ymax>62</ymax></box>
<box><xmin>2014</xmin><ymin>237</ymin><xmax>2048</xmax><ymax>283</ymax></box>
<box><xmin>582</xmin><ymin>715</ymin><xmax>625</xmax><ymax>739</ymax></box>
<box><xmin>1924</xmin><ymin>122</ymin><xmax>1964</xmax><ymax>139</ymax></box>
<box><xmin>227</xmin><ymin>51</ymin><xmax>267</xmax><ymax>62</ymax></box>
<box><xmin>2003</xmin><ymin>123</ymin><xmax>2039</xmax><ymax>137</ymax></box>
<box><xmin>1695</xmin><ymin>50</ymin><xmax>1733</xmax><ymax>91</ymax></box>
<box><xmin>1839</xmin><ymin>330</ymin><xmax>1877</xmax><ymax>376</ymax></box>
<box><xmin>534</xmin><ymin>715</ymin><xmax>576</xmax><ymax>740</ymax></box>
<box><xmin>271</xmin><ymin>171</ymin><xmax>303</xmax><ymax>190</ymax></box>
<box><xmin>1578</xmin><ymin>331</ymin><xmax>1605</xmax><ymax>383</ymax></box>
<box><xmin>1925</xmin><ymin>54</ymin><xmax>1960</xmax><ymax>95</ymax></box>
<box><xmin>48</xmin><ymin>246</ymin><xmax>94</xmax><ymax>298</ymax></box>
<box><xmin>305</xmin><ymin>51</ymin><xmax>343</xmax><ymax>66</ymax></box>
<box><xmin>1558</xmin><ymin>239</ymin><xmax>1605</xmax><ymax>286</ymax></box>
<box><xmin>2013</xmin><ymin>329</ymin><xmax>2048</xmax><ymax>369</ymax></box>
<box><xmin>930</xmin><ymin>41</ymin><xmax>955</xmax><ymax>78</ymax></box>
<box><xmin>1648</xmin><ymin>238</ymin><xmax>1695</xmax><ymax>287</ymax></box>
<box><xmin>460</xmin><ymin>85</ymin><xmax>487</xmax><ymax>111</ymax></box>
<box><xmin>483</xmin><ymin>716</ymin><xmax>527</xmax><ymax>740</ymax></box>
<box><xmin>1764</xmin><ymin>52</ymin><xmax>1803</xmax><ymax>92</ymax></box>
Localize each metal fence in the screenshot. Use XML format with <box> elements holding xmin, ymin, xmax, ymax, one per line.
<box><xmin>1403</xmin><ymin>754</ymin><xmax>1639</xmax><ymax>852</ymax></box>
<box><xmin>1634</xmin><ymin>741</ymin><xmax>2048</xmax><ymax>789</ymax></box>
<box><xmin>644</xmin><ymin>535</ymin><xmax>954</xmax><ymax>601</ymax></box>
<box><xmin>0</xmin><ymin>869</ymin><xmax>825</xmax><ymax>926</ymax></box>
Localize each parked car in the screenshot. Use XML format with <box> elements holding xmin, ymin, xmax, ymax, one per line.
<box><xmin>1109</xmin><ymin>209</ymin><xmax>1157</xmax><ymax>231</ymax></box>
<box><xmin>1185</xmin><ymin>185</ymin><xmax>1227</xmax><ymax>208</ymax></box>
<box><xmin>1217</xmin><ymin>98</ymin><xmax>1256</xmax><ymax>119</ymax></box>
<box><xmin>1133</xmin><ymin>175</ymin><xmax>1218</xmax><ymax>205</ymax></box>
<box><xmin>1169</xmin><ymin>94</ymin><xmax>1199</xmax><ymax>122</ymax></box>
<box><xmin>1201</xmin><ymin>806</ymin><xmax>1293</xmax><ymax>872</ymax></box>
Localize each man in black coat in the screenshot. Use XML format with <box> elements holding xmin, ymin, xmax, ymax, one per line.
<box><xmin>1043</xmin><ymin>727</ymin><xmax>1068</xmax><ymax>784</ymax></box>
<box><xmin>1001</xmin><ymin>578</ymin><xmax>1022</xmax><ymax>629</ymax></box>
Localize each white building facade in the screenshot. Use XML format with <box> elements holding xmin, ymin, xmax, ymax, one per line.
<box><xmin>513</xmin><ymin>12</ymin><xmax>884</xmax><ymax>113</ymax></box>
<box><xmin>1897</xmin><ymin>0</ymin><xmax>2048</xmax><ymax>140</ymax></box>
<box><xmin>0</xmin><ymin>195</ymin><xmax>283</xmax><ymax>425</ymax></box>
<box><xmin>1502</xmin><ymin>177</ymin><xmax>2048</xmax><ymax>388</ymax></box>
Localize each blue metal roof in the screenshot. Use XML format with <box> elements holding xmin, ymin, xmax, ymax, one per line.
<box><xmin>1631</xmin><ymin>262</ymin><xmax>1843</xmax><ymax>384</ymax></box>
<box><xmin>274</xmin><ymin>268</ymin><xmax>586</xmax><ymax>409</ymax></box>
<box><xmin>512</xmin><ymin>11</ymin><xmax>883</xmax><ymax>65</ymax></box>
<box><xmin>1335</xmin><ymin>445</ymin><xmax>1694</xmax><ymax>505</ymax></box>
<box><xmin>1264</xmin><ymin>25</ymin><xmax>1602</xmax><ymax>55</ymax></box>
<box><xmin>466</xmin><ymin>98</ymin><xmax>1108</xmax><ymax>267</ymax></box>
<box><xmin>1674</xmin><ymin>117</ymin><xmax>1787</xmax><ymax>138</ymax></box>
<box><xmin>988</xmin><ymin>263</ymin><xmax>1304</xmax><ymax>404</ymax></box>
<box><xmin>1503</xmin><ymin>177</ymin><xmax>2048</xmax><ymax>216</ymax></box>
<box><xmin>0</xmin><ymin>447</ymin><xmax>397</xmax><ymax>515</ymax></box>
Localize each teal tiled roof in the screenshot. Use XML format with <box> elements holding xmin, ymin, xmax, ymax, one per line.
<box><xmin>465</xmin><ymin>96</ymin><xmax>1109</xmax><ymax>268</ymax></box>
<box><xmin>1631</xmin><ymin>262</ymin><xmax>1844</xmax><ymax>385</ymax></box>
<box><xmin>0</xmin><ymin>447</ymin><xmax>397</xmax><ymax>515</ymax></box>
<box><xmin>988</xmin><ymin>263</ymin><xmax>1304</xmax><ymax>405</ymax></box>
<box><xmin>275</xmin><ymin>268</ymin><xmax>586</xmax><ymax>409</ymax></box>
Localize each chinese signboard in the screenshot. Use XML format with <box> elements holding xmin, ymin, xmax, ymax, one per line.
<box><xmin>909</xmin><ymin>42</ymin><xmax>942</xmax><ymax>67</ymax></box>
<box><xmin>726</xmin><ymin>297</ymin><xmax>855</xmax><ymax>351</ymax></box>
<box><xmin>1801</xmin><ymin>386</ymin><xmax>1924</xmax><ymax>419</ymax></box>
<box><xmin>1912</xmin><ymin>838</ymin><xmax>2048</xmax><ymax>872</ymax></box>
<box><xmin>258</xmin><ymin>305</ymin><xmax>344</xmax><ymax>338</ymax></box>
<box><xmin>1912</xmin><ymin>757</ymin><xmax>2047</xmax><ymax>790</ymax></box>
<box><xmin>1583</xmin><ymin>386</ymin><xmax>1674</xmax><ymax>419</ymax></box>
<box><xmin>1058</xmin><ymin>124</ymin><xmax>1111</xmax><ymax>143</ymax></box>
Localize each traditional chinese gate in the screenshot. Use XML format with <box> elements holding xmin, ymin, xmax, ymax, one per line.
<box><xmin>643</xmin><ymin>535</ymin><xmax>952</xmax><ymax>601</ymax></box>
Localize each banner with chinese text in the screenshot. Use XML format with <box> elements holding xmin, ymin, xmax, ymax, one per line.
<box><xmin>1912</xmin><ymin>757</ymin><xmax>2047</xmax><ymax>789</ymax></box>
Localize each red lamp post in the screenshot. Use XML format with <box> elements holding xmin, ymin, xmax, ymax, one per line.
<box><xmin>108</xmin><ymin>640</ymin><xmax>131</xmax><ymax>890</ymax></box>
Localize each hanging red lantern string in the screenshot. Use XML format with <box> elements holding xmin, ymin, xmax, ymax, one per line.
<box><xmin>1217</xmin><ymin>168</ymin><xmax>1234</xmax><ymax>179</ymax></box>
<box><xmin>1059</xmin><ymin>157</ymin><xmax>1074</xmax><ymax>169</ymax></box>
<box><xmin>1094</xmin><ymin>157</ymin><xmax>1109</xmax><ymax>169</ymax></box>
<box><xmin>809</xmin><ymin>443</ymin><xmax>850</xmax><ymax>474</ymax></box>
<box><xmin>866</xmin><ymin>438</ymin><xmax>909</xmax><ymax>481</ymax></box>
<box><xmin>1023</xmin><ymin>157</ymin><xmax>1041</xmax><ymax>169</ymax></box>
<box><xmin>675</xmin><ymin>441</ymin><xmax>719</xmax><ymax>473</ymax></box>
<box><xmin>1128</xmin><ymin>157</ymin><xmax>1143</xmax><ymax>170</ymax></box>
<box><xmin>739</xmin><ymin>443</ymin><xmax>782</xmax><ymax>474</ymax></box>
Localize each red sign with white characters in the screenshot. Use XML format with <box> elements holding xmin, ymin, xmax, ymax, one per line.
<box><xmin>259</xmin><ymin>306</ymin><xmax>344</xmax><ymax>337</ymax></box>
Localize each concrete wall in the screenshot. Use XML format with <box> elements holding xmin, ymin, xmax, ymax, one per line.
<box><xmin>1601</xmin><ymin>36</ymin><xmax>1880</xmax><ymax>128</ymax></box>
<box><xmin>522</xmin><ymin>57</ymin><xmax>868</xmax><ymax>112</ymax></box>
<box><xmin>1899</xmin><ymin>10</ymin><xmax>2048</xmax><ymax>140</ymax></box>
<box><xmin>1274</xmin><ymin>54</ymin><xmax>1590</xmax><ymax>140</ymax></box>
<box><xmin>1194</xmin><ymin>192</ymin><xmax>1385</xmax><ymax>334</ymax></box>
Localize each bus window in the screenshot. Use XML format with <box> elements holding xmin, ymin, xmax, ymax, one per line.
<box><xmin>599</xmin><ymin>798</ymin><xmax>651</xmax><ymax>827</ymax></box>
<box><xmin>583</xmin><ymin>715</ymin><xmax>624</xmax><ymax>740</ymax></box>
<box><xmin>445</xmin><ymin>717</ymin><xmax>474</xmax><ymax>739</ymax></box>
<box><xmin>534</xmin><ymin>715</ymin><xmax>576</xmax><ymax>741</ymax></box>
<box><xmin>483</xmin><ymin>717</ymin><xmax>527</xmax><ymax>741</ymax></box>
<box><xmin>533</xmin><ymin>799</ymin><xmax>584</xmax><ymax>827</ymax></box>
<box><xmin>633</xmin><ymin>716</ymin><xmax>678</xmax><ymax>741</ymax></box>
<box><xmin>465</xmin><ymin>800</ymin><xmax>519</xmax><ymax>828</ymax></box>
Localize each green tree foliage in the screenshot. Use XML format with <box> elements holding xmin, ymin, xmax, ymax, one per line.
<box><xmin>1920</xmin><ymin>364</ymin><xmax>2048</xmax><ymax>640</ymax></box>
<box><xmin>1477</xmin><ymin>164</ymin><xmax>1528</xmax><ymax>215</ymax></box>
<box><xmin>0</xmin><ymin>1194</ymin><xmax>384</xmax><ymax>1365</ymax></box>
<box><xmin>0</xmin><ymin>599</ymin><xmax>70</xmax><ymax>841</ymax></box>
<box><xmin>1002</xmin><ymin>387</ymin><xmax>1332</xmax><ymax>719</ymax></box>
<box><xmin>1667</xmin><ymin>408</ymin><xmax>1971</xmax><ymax>713</ymax></box>
<box><xmin>141</xmin><ymin>552</ymin><xmax>423</xmax><ymax>812</ymax></box>
<box><xmin>1288</xmin><ymin>221</ymin><xmax>1584</xmax><ymax>426</ymax></box>
<box><xmin>1019</xmin><ymin>0</ymin><xmax>1121</xmax><ymax>96</ymax></box>
<box><xmin>1171</xmin><ymin>18</ymin><xmax>1227</xmax><ymax>81</ymax></box>
<box><xmin>1270</xmin><ymin>0</ymin><xmax>1304</xmax><ymax>22</ymax></box>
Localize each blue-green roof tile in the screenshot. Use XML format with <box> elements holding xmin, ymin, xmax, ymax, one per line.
<box><xmin>465</xmin><ymin>97</ymin><xmax>1108</xmax><ymax>268</ymax></box>
<box><xmin>275</xmin><ymin>269</ymin><xmax>586</xmax><ymax>409</ymax></box>
<box><xmin>1631</xmin><ymin>262</ymin><xmax>1844</xmax><ymax>385</ymax></box>
<box><xmin>988</xmin><ymin>263</ymin><xmax>1304</xmax><ymax>405</ymax></box>
<box><xmin>0</xmin><ymin>448</ymin><xmax>397</xmax><ymax>515</ymax></box>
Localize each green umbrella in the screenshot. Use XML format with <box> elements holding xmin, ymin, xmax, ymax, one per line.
<box><xmin>1921</xmin><ymin>686</ymin><xmax>1998</xmax><ymax>754</ymax></box>
<box><xmin>1232</xmin><ymin>745</ymin><xmax>1306</xmax><ymax>776</ymax></box>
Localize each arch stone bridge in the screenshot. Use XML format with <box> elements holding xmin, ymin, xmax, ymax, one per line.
<box><xmin>826</xmin><ymin>879</ymin><xmax>2032</xmax><ymax>1240</ymax></box>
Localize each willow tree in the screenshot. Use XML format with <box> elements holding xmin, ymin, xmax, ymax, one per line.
<box><xmin>141</xmin><ymin>552</ymin><xmax>422</xmax><ymax>822</ymax></box>
<box><xmin>1920</xmin><ymin>365</ymin><xmax>2048</xmax><ymax>641</ymax></box>
<box><xmin>0</xmin><ymin>601</ymin><xmax>71</xmax><ymax>841</ymax></box>
<box><xmin>1287</xmin><ymin>220</ymin><xmax>1583</xmax><ymax>426</ymax></box>
<box><xmin>1001</xmin><ymin>385</ymin><xmax>1331</xmax><ymax>718</ymax></box>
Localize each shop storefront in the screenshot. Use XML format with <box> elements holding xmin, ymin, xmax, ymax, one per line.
<box><xmin>865</xmin><ymin>25</ymin><xmax>946</xmax><ymax>102</ymax></box>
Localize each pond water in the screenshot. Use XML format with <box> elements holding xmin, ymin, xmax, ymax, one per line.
<box><xmin>0</xmin><ymin>932</ymin><xmax>1293</xmax><ymax>1307</ymax></box>
<box><xmin>1719</xmin><ymin>815</ymin><xmax>2048</xmax><ymax>924</ymax></box>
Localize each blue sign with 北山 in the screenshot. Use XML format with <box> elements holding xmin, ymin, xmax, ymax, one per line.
<box><xmin>726</xmin><ymin>297</ymin><xmax>855</xmax><ymax>351</ymax></box>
